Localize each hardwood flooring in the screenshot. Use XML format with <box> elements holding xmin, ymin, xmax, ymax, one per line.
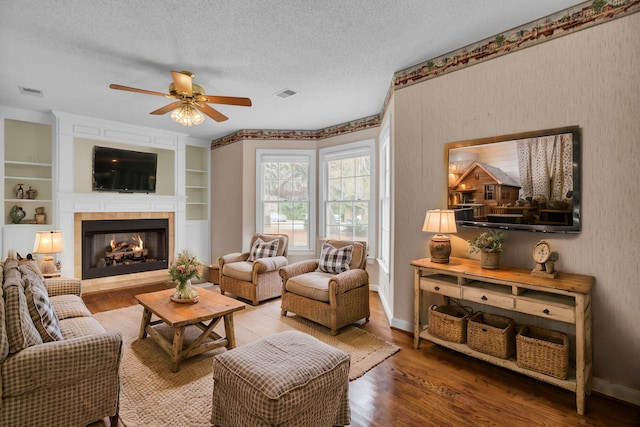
<box><xmin>83</xmin><ymin>283</ymin><xmax>639</xmax><ymax>427</ymax></box>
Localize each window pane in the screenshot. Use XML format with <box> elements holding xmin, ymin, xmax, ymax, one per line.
<box><xmin>329</xmin><ymin>161</ymin><xmax>341</xmax><ymax>179</ymax></box>
<box><xmin>264</xmin><ymin>162</ymin><xmax>278</xmax><ymax>180</ymax></box>
<box><xmin>328</xmin><ymin>178</ymin><xmax>342</xmax><ymax>201</ymax></box>
<box><xmin>356</xmin><ymin>156</ymin><xmax>370</xmax><ymax>175</ymax></box>
<box><xmin>342</xmin><ymin>177</ymin><xmax>355</xmax><ymax>200</ymax></box>
<box><xmin>356</xmin><ymin>176</ymin><xmax>369</xmax><ymax>200</ymax></box>
<box><xmin>278</xmin><ymin>163</ymin><xmax>292</xmax><ymax>179</ymax></box>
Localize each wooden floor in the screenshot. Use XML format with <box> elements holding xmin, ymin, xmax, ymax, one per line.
<box><xmin>83</xmin><ymin>283</ymin><xmax>640</xmax><ymax>427</ymax></box>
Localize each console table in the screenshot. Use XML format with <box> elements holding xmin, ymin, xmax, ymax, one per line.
<box><xmin>411</xmin><ymin>257</ymin><xmax>594</xmax><ymax>414</ymax></box>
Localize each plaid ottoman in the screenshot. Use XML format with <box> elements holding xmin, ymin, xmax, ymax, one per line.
<box><xmin>211</xmin><ymin>330</ymin><xmax>350</xmax><ymax>427</ymax></box>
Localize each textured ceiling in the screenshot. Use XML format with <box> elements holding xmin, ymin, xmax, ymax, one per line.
<box><xmin>0</xmin><ymin>1</ymin><xmax>584</xmax><ymax>141</ymax></box>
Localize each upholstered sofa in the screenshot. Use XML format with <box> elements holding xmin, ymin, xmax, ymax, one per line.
<box><xmin>0</xmin><ymin>257</ymin><xmax>122</xmax><ymax>427</ymax></box>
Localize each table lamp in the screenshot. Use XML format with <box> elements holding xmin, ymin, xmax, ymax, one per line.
<box><xmin>422</xmin><ymin>209</ymin><xmax>457</xmax><ymax>263</ymax></box>
<box><xmin>33</xmin><ymin>230</ymin><xmax>64</xmax><ymax>276</ymax></box>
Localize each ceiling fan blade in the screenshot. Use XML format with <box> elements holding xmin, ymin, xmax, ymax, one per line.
<box><xmin>194</xmin><ymin>103</ymin><xmax>228</xmax><ymax>122</ymax></box>
<box><xmin>149</xmin><ymin>101</ymin><xmax>183</xmax><ymax>115</ymax></box>
<box><xmin>171</xmin><ymin>71</ymin><xmax>193</xmax><ymax>97</ymax></box>
<box><xmin>109</xmin><ymin>84</ymin><xmax>171</xmax><ymax>98</ymax></box>
<box><xmin>201</xmin><ymin>95</ymin><xmax>252</xmax><ymax>107</ymax></box>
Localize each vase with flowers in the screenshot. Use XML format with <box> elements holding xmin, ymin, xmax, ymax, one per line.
<box><xmin>468</xmin><ymin>230</ymin><xmax>504</xmax><ymax>269</ymax></box>
<box><xmin>169</xmin><ymin>250</ymin><xmax>203</xmax><ymax>302</ymax></box>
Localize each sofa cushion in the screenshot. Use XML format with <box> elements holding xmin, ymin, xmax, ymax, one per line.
<box><xmin>58</xmin><ymin>316</ymin><xmax>107</xmax><ymax>339</ymax></box>
<box><xmin>20</xmin><ymin>265</ymin><xmax>63</xmax><ymax>342</ymax></box>
<box><xmin>222</xmin><ymin>261</ymin><xmax>253</xmax><ymax>282</ymax></box>
<box><xmin>3</xmin><ymin>276</ymin><xmax>43</xmax><ymax>353</ymax></box>
<box><xmin>318</xmin><ymin>242</ymin><xmax>353</xmax><ymax>274</ymax></box>
<box><xmin>247</xmin><ymin>238</ymin><xmax>280</xmax><ymax>261</ymax></box>
<box><xmin>50</xmin><ymin>294</ymin><xmax>93</xmax><ymax>320</ymax></box>
<box><xmin>285</xmin><ymin>271</ymin><xmax>334</xmax><ymax>302</ymax></box>
<box><xmin>0</xmin><ymin>261</ymin><xmax>9</xmax><ymax>363</ymax></box>
<box><xmin>18</xmin><ymin>259</ymin><xmax>45</xmax><ymax>281</ymax></box>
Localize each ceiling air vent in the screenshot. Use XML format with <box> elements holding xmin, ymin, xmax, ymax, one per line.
<box><xmin>274</xmin><ymin>88</ymin><xmax>298</xmax><ymax>99</ymax></box>
<box><xmin>19</xmin><ymin>86</ymin><xmax>44</xmax><ymax>97</ymax></box>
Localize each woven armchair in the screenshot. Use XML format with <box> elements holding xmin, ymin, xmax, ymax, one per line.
<box><xmin>280</xmin><ymin>240</ymin><xmax>369</xmax><ymax>335</ymax></box>
<box><xmin>219</xmin><ymin>233</ymin><xmax>289</xmax><ymax>305</ymax></box>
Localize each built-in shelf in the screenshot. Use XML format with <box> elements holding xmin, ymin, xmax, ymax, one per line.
<box><xmin>185</xmin><ymin>145</ymin><xmax>209</xmax><ymax>221</ymax></box>
<box><xmin>3</xmin><ymin>119</ymin><xmax>53</xmax><ymax>225</ymax></box>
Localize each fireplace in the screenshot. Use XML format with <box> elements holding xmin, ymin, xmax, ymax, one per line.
<box><xmin>82</xmin><ymin>218</ymin><xmax>169</xmax><ymax>280</ymax></box>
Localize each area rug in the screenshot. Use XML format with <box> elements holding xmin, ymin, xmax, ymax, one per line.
<box><xmin>94</xmin><ymin>299</ymin><xmax>399</xmax><ymax>427</ymax></box>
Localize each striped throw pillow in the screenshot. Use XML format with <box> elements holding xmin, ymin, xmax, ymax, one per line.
<box><xmin>248</xmin><ymin>238</ymin><xmax>280</xmax><ymax>261</ymax></box>
<box><xmin>318</xmin><ymin>242</ymin><xmax>353</xmax><ymax>274</ymax></box>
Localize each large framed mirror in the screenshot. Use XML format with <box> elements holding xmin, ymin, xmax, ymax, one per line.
<box><xmin>445</xmin><ymin>126</ymin><xmax>581</xmax><ymax>233</ymax></box>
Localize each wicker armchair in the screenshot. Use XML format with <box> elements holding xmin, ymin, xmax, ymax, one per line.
<box><xmin>219</xmin><ymin>233</ymin><xmax>289</xmax><ymax>305</ymax></box>
<box><xmin>280</xmin><ymin>240</ymin><xmax>369</xmax><ymax>335</ymax></box>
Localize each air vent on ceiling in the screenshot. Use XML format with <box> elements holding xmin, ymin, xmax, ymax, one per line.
<box><xmin>19</xmin><ymin>86</ymin><xmax>44</xmax><ymax>97</ymax></box>
<box><xmin>274</xmin><ymin>88</ymin><xmax>298</xmax><ymax>99</ymax></box>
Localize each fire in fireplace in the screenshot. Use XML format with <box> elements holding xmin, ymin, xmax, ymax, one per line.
<box><xmin>82</xmin><ymin>218</ymin><xmax>169</xmax><ymax>279</ymax></box>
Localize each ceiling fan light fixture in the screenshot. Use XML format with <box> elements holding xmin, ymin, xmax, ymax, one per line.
<box><xmin>171</xmin><ymin>103</ymin><xmax>205</xmax><ymax>126</ymax></box>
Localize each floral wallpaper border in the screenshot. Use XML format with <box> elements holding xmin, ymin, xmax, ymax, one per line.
<box><xmin>212</xmin><ymin>0</ymin><xmax>639</xmax><ymax>150</ymax></box>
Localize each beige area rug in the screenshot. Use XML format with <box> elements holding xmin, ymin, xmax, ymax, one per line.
<box><xmin>94</xmin><ymin>298</ymin><xmax>400</xmax><ymax>427</ymax></box>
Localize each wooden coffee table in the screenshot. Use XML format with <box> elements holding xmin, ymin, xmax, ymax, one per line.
<box><xmin>135</xmin><ymin>287</ymin><xmax>245</xmax><ymax>372</ymax></box>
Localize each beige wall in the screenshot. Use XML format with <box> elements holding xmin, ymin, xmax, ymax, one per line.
<box><xmin>211</xmin><ymin>127</ymin><xmax>380</xmax><ymax>264</ymax></box>
<box><xmin>209</xmin><ymin>12</ymin><xmax>639</xmax><ymax>400</ymax></box>
<box><xmin>393</xmin><ymin>13</ymin><xmax>640</xmax><ymax>396</ymax></box>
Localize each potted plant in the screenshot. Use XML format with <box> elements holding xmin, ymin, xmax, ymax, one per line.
<box><xmin>468</xmin><ymin>230</ymin><xmax>504</xmax><ymax>269</ymax></box>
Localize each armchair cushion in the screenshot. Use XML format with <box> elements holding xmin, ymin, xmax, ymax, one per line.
<box><xmin>318</xmin><ymin>242</ymin><xmax>353</xmax><ymax>274</ymax></box>
<box><xmin>247</xmin><ymin>237</ymin><xmax>280</xmax><ymax>261</ymax></box>
<box><xmin>222</xmin><ymin>261</ymin><xmax>253</xmax><ymax>282</ymax></box>
<box><xmin>285</xmin><ymin>271</ymin><xmax>335</xmax><ymax>302</ymax></box>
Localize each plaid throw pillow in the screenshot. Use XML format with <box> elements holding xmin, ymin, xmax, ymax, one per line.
<box><xmin>20</xmin><ymin>266</ymin><xmax>64</xmax><ymax>342</ymax></box>
<box><xmin>248</xmin><ymin>238</ymin><xmax>280</xmax><ymax>261</ymax></box>
<box><xmin>318</xmin><ymin>242</ymin><xmax>353</xmax><ymax>274</ymax></box>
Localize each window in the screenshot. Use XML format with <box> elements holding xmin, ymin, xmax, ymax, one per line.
<box><xmin>379</xmin><ymin>120</ymin><xmax>391</xmax><ymax>273</ymax></box>
<box><xmin>484</xmin><ymin>185</ymin><xmax>495</xmax><ymax>201</ymax></box>
<box><xmin>319</xmin><ymin>140</ymin><xmax>375</xmax><ymax>251</ymax></box>
<box><xmin>256</xmin><ymin>150</ymin><xmax>316</xmax><ymax>252</ymax></box>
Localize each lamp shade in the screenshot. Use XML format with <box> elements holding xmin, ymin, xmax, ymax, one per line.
<box><xmin>171</xmin><ymin>103</ymin><xmax>205</xmax><ymax>126</ymax></box>
<box><xmin>422</xmin><ymin>210</ymin><xmax>457</xmax><ymax>234</ymax></box>
<box><xmin>33</xmin><ymin>231</ymin><xmax>64</xmax><ymax>254</ymax></box>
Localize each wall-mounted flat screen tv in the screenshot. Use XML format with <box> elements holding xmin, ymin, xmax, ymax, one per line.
<box><xmin>92</xmin><ymin>146</ymin><xmax>157</xmax><ymax>193</ymax></box>
<box><xmin>445</xmin><ymin>126</ymin><xmax>581</xmax><ymax>233</ymax></box>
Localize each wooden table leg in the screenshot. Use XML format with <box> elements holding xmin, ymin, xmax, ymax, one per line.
<box><xmin>223</xmin><ymin>313</ymin><xmax>236</xmax><ymax>349</ymax></box>
<box><xmin>139</xmin><ymin>307</ymin><xmax>152</xmax><ymax>339</ymax></box>
<box><xmin>171</xmin><ymin>326</ymin><xmax>185</xmax><ymax>373</ymax></box>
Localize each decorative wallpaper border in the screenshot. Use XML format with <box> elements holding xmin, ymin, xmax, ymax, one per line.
<box><xmin>211</xmin><ymin>114</ymin><xmax>380</xmax><ymax>149</ymax></box>
<box><xmin>212</xmin><ymin>0</ymin><xmax>639</xmax><ymax>150</ymax></box>
<box><xmin>393</xmin><ymin>0</ymin><xmax>640</xmax><ymax>89</ymax></box>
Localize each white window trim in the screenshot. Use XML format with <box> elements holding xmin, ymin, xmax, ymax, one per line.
<box><xmin>319</xmin><ymin>139</ymin><xmax>376</xmax><ymax>257</ymax></box>
<box><xmin>255</xmin><ymin>149</ymin><xmax>316</xmax><ymax>254</ymax></box>
<box><xmin>378</xmin><ymin>118</ymin><xmax>392</xmax><ymax>276</ymax></box>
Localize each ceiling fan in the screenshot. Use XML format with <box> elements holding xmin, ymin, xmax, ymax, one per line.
<box><xmin>109</xmin><ymin>70</ymin><xmax>252</xmax><ymax>126</ymax></box>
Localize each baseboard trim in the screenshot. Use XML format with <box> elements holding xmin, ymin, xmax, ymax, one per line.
<box><xmin>592</xmin><ymin>378</ymin><xmax>640</xmax><ymax>408</ymax></box>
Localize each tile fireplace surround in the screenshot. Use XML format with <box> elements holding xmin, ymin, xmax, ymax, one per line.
<box><xmin>74</xmin><ymin>212</ymin><xmax>175</xmax><ymax>293</ymax></box>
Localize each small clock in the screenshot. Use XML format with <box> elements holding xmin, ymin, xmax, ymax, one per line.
<box><xmin>531</xmin><ymin>240</ymin><xmax>558</xmax><ymax>279</ymax></box>
<box><xmin>532</xmin><ymin>240</ymin><xmax>551</xmax><ymax>264</ymax></box>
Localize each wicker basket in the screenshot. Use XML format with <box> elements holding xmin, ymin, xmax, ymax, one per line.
<box><xmin>467</xmin><ymin>312</ymin><xmax>516</xmax><ymax>359</ymax></box>
<box><xmin>516</xmin><ymin>325</ymin><xmax>569</xmax><ymax>379</ymax></box>
<box><xmin>428</xmin><ymin>304</ymin><xmax>472</xmax><ymax>343</ymax></box>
